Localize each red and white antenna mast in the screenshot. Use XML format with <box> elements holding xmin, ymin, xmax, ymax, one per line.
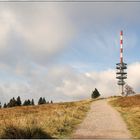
<box><xmin>116</xmin><ymin>30</ymin><xmax>127</xmax><ymax>96</ymax></box>
<box><xmin>120</xmin><ymin>30</ymin><xmax>123</xmax><ymax>64</ymax></box>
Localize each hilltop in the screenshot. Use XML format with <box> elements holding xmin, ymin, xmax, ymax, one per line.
<box><xmin>0</xmin><ymin>99</ymin><xmax>92</xmax><ymax>139</ymax></box>
<box><xmin>0</xmin><ymin>95</ymin><xmax>140</xmax><ymax>139</ymax></box>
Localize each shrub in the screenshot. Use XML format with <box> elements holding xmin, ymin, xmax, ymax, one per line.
<box><xmin>1</xmin><ymin>125</ymin><xmax>53</xmax><ymax>139</ymax></box>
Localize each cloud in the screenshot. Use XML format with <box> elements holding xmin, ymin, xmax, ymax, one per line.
<box><xmin>1</xmin><ymin>62</ymin><xmax>140</xmax><ymax>104</ymax></box>
<box><xmin>127</xmin><ymin>62</ymin><xmax>140</xmax><ymax>92</ymax></box>
<box><xmin>0</xmin><ymin>3</ymin><xmax>140</xmax><ymax>104</ymax></box>
<box><xmin>0</xmin><ymin>9</ymin><xmax>17</xmax><ymax>50</ymax></box>
<box><xmin>0</xmin><ymin>2</ymin><xmax>139</xmax><ymax>68</ymax></box>
<box><xmin>86</xmin><ymin>69</ymin><xmax>118</xmax><ymax>97</ymax></box>
<box><xmin>20</xmin><ymin>7</ymin><xmax>75</xmax><ymax>63</ymax></box>
<box><xmin>0</xmin><ymin>5</ymin><xmax>75</xmax><ymax>66</ymax></box>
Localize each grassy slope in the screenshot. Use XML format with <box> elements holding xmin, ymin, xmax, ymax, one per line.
<box><xmin>0</xmin><ymin>99</ymin><xmax>92</xmax><ymax>139</ymax></box>
<box><xmin>109</xmin><ymin>94</ymin><xmax>140</xmax><ymax>138</ymax></box>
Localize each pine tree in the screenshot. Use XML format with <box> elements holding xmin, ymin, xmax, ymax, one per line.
<box><xmin>7</xmin><ymin>97</ymin><xmax>17</xmax><ymax>107</ymax></box>
<box><xmin>42</xmin><ymin>98</ymin><xmax>46</xmax><ymax>104</ymax></box>
<box><xmin>51</xmin><ymin>100</ymin><xmax>53</xmax><ymax>104</ymax></box>
<box><xmin>38</xmin><ymin>97</ymin><xmax>48</xmax><ymax>105</ymax></box>
<box><xmin>31</xmin><ymin>99</ymin><xmax>35</xmax><ymax>105</ymax></box>
<box><xmin>16</xmin><ymin>96</ymin><xmax>22</xmax><ymax>106</ymax></box>
<box><xmin>38</xmin><ymin>97</ymin><xmax>43</xmax><ymax>105</ymax></box>
<box><xmin>91</xmin><ymin>88</ymin><xmax>100</xmax><ymax>99</ymax></box>
<box><xmin>0</xmin><ymin>102</ymin><xmax>1</xmax><ymax>108</ymax></box>
<box><xmin>23</xmin><ymin>100</ymin><xmax>28</xmax><ymax>106</ymax></box>
<box><xmin>23</xmin><ymin>99</ymin><xmax>31</xmax><ymax>106</ymax></box>
<box><xmin>27</xmin><ymin>99</ymin><xmax>31</xmax><ymax>105</ymax></box>
<box><xmin>3</xmin><ymin>103</ymin><xmax>7</xmax><ymax>108</ymax></box>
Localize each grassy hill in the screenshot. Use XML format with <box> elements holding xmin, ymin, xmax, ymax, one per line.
<box><xmin>109</xmin><ymin>94</ymin><xmax>140</xmax><ymax>138</ymax></box>
<box><xmin>0</xmin><ymin>99</ymin><xmax>92</xmax><ymax>139</ymax></box>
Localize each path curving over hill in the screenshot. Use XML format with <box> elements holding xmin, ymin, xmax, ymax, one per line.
<box><xmin>73</xmin><ymin>99</ymin><xmax>132</xmax><ymax>139</ymax></box>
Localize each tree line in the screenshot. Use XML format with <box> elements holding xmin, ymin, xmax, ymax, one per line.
<box><xmin>0</xmin><ymin>96</ymin><xmax>53</xmax><ymax>109</ymax></box>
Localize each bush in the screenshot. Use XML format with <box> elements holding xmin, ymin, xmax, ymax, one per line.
<box><xmin>1</xmin><ymin>125</ymin><xmax>53</xmax><ymax>139</ymax></box>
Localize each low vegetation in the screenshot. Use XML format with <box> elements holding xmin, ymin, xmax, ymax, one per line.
<box><xmin>0</xmin><ymin>99</ymin><xmax>92</xmax><ymax>139</ymax></box>
<box><xmin>109</xmin><ymin>94</ymin><xmax>140</xmax><ymax>138</ymax></box>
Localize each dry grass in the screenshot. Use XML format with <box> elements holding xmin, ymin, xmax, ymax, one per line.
<box><xmin>109</xmin><ymin>94</ymin><xmax>140</xmax><ymax>138</ymax></box>
<box><xmin>0</xmin><ymin>99</ymin><xmax>92</xmax><ymax>139</ymax></box>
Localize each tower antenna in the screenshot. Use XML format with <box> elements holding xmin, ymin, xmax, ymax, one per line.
<box><xmin>116</xmin><ymin>30</ymin><xmax>127</xmax><ymax>96</ymax></box>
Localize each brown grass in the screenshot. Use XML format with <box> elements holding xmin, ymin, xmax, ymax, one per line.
<box><xmin>0</xmin><ymin>99</ymin><xmax>92</xmax><ymax>139</ymax></box>
<box><xmin>109</xmin><ymin>94</ymin><xmax>140</xmax><ymax>138</ymax></box>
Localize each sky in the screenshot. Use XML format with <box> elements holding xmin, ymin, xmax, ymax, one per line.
<box><xmin>0</xmin><ymin>1</ymin><xmax>140</xmax><ymax>104</ymax></box>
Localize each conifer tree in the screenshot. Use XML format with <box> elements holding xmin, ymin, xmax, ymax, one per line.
<box><xmin>27</xmin><ymin>99</ymin><xmax>31</xmax><ymax>105</ymax></box>
<box><xmin>23</xmin><ymin>100</ymin><xmax>28</xmax><ymax>106</ymax></box>
<box><xmin>42</xmin><ymin>98</ymin><xmax>46</xmax><ymax>104</ymax></box>
<box><xmin>3</xmin><ymin>103</ymin><xmax>7</xmax><ymax>108</ymax></box>
<box><xmin>31</xmin><ymin>99</ymin><xmax>35</xmax><ymax>105</ymax></box>
<box><xmin>38</xmin><ymin>97</ymin><xmax>43</xmax><ymax>105</ymax></box>
<box><xmin>91</xmin><ymin>88</ymin><xmax>100</xmax><ymax>99</ymax></box>
<box><xmin>23</xmin><ymin>99</ymin><xmax>31</xmax><ymax>106</ymax></box>
<box><xmin>16</xmin><ymin>96</ymin><xmax>22</xmax><ymax>106</ymax></box>
<box><xmin>7</xmin><ymin>97</ymin><xmax>17</xmax><ymax>107</ymax></box>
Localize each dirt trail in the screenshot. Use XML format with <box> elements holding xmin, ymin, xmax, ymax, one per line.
<box><xmin>73</xmin><ymin>99</ymin><xmax>132</xmax><ymax>139</ymax></box>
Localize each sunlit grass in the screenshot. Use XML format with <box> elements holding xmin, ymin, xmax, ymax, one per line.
<box><xmin>109</xmin><ymin>94</ymin><xmax>140</xmax><ymax>138</ymax></box>
<box><xmin>0</xmin><ymin>99</ymin><xmax>92</xmax><ymax>139</ymax></box>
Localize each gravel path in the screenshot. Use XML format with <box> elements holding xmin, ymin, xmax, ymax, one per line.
<box><xmin>73</xmin><ymin>99</ymin><xmax>132</xmax><ymax>139</ymax></box>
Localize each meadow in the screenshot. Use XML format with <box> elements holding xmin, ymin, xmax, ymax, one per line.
<box><xmin>109</xmin><ymin>94</ymin><xmax>140</xmax><ymax>138</ymax></box>
<box><xmin>0</xmin><ymin>99</ymin><xmax>92</xmax><ymax>139</ymax></box>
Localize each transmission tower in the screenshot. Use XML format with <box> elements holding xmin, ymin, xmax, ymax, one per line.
<box><xmin>116</xmin><ymin>30</ymin><xmax>127</xmax><ymax>96</ymax></box>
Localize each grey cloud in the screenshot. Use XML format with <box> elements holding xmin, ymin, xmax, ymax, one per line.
<box><xmin>0</xmin><ymin>5</ymin><xmax>76</xmax><ymax>66</ymax></box>
<box><xmin>0</xmin><ymin>2</ymin><xmax>140</xmax><ymax>66</ymax></box>
<box><xmin>0</xmin><ymin>3</ymin><xmax>140</xmax><ymax>103</ymax></box>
